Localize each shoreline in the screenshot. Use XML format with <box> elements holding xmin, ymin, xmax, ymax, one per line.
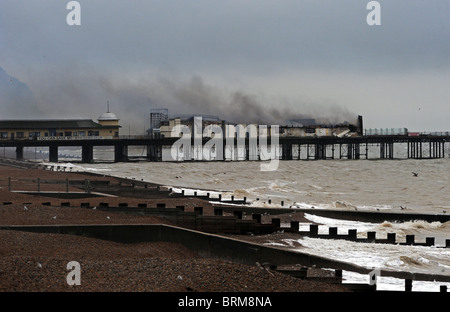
<box><xmin>0</xmin><ymin>159</ymin><xmax>351</xmax><ymax>292</ymax></box>
<box><xmin>1</xmin><ymin>158</ymin><xmax>449</xmax><ymax>292</ymax></box>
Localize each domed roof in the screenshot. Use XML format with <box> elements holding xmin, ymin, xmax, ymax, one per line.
<box><xmin>98</xmin><ymin>111</ymin><xmax>119</xmax><ymax>121</ymax></box>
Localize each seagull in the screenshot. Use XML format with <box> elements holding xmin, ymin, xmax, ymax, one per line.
<box><xmin>92</xmin><ymin>206</ymin><xmax>97</xmax><ymax>210</ymax></box>
<box><xmin>37</xmin><ymin>262</ymin><xmax>42</xmax><ymax>269</ymax></box>
<box><xmin>23</xmin><ymin>206</ymin><xmax>28</xmax><ymax>211</ymax></box>
<box><xmin>412</xmin><ymin>172</ymin><xmax>418</xmax><ymax>177</ymax></box>
<box><xmin>52</xmin><ymin>216</ymin><xmax>56</xmax><ymax>220</ymax></box>
<box><xmin>400</xmin><ymin>206</ymin><xmax>406</xmax><ymax>210</ymax></box>
<box><xmin>106</xmin><ymin>216</ymin><xmax>110</xmax><ymax>220</ymax></box>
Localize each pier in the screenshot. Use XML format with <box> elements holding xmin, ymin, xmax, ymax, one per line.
<box><xmin>1</xmin><ymin>134</ymin><xmax>450</xmax><ymax>163</ymax></box>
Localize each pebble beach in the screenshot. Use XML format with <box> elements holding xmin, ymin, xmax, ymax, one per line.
<box><xmin>0</xmin><ymin>161</ymin><xmax>350</xmax><ymax>292</ymax></box>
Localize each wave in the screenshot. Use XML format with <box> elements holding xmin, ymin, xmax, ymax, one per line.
<box><xmin>310</xmin><ymin>184</ymin><xmax>323</xmax><ymax>190</ymax></box>
<box><xmin>399</xmin><ymin>256</ymin><xmax>429</xmax><ymax>266</ymax></box>
<box><xmin>232</xmin><ymin>189</ymin><xmax>250</xmax><ymax>197</ymax></box>
<box><xmin>41</xmin><ymin>162</ymin><xmax>106</xmax><ymax>172</ymax></box>
<box><xmin>376</xmin><ymin>220</ymin><xmax>447</xmax><ymax>236</ymax></box>
<box><xmin>303</xmin><ymin>213</ymin><xmax>378</xmax><ymax>233</ymax></box>
<box><xmin>383</xmin><ymin>255</ymin><xmax>431</xmax><ymax>271</ymax></box>
<box><xmin>299</xmin><ymin>236</ymin><xmax>450</xmax><ymax>277</ymax></box>
<box><xmin>333</xmin><ymin>200</ymin><xmax>358</xmax><ymax>210</ymax></box>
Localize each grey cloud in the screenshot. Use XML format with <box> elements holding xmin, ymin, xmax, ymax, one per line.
<box><xmin>0</xmin><ymin>1</ymin><xmax>448</xmax><ymax>131</ymax></box>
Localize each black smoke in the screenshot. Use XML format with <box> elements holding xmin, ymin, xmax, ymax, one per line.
<box><xmin>1</xmin><ymin>67</ymin><xmax>357</xmax><ymax>132</ymax></box>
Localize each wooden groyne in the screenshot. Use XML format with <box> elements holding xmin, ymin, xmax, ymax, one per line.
<box><xmin>1</xmin><ymin>223</ymin><xmax>449</xmax><ymax>291</ymax></box>
<box><xmin>12</xmin><ymin>199</ymin><xmax>448</xmax><ymax>248</ymax></box>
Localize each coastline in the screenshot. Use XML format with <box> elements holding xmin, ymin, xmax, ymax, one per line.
<box><xmin>0</xmin><ymin>159</ymin><xmax>350</xmax><ymax>292</ymax></box>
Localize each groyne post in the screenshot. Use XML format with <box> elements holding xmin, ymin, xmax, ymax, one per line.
<box><xmin>406</xmin><ymin>235</ymin><xmax>415</xmax><ymax>245</ymax></box>
<box><xmin>85</xmin><ymin>179</ymin><xmax>91</xmax><ymax>194</ymax></box>
<box><xmin>329</xmin><ymin>227</ymin><xmax>338</xmax><ymax>239</ymax></box>
<box><xmin>405</xmin><ymin>279</ymin><xmax>412</xmax><ymax>292</ymax></box>
<box><xmin>348</xmin><ymin>229</ymin><xmax>357</xmax><ymax>241</ymax></box>
<box><xmin>252</xmin><ymin>214</ymin><xmax>261</xmax><ymax>223</ymax></box>
<box><xmin>194</xmin><ymin>207</ymin><xmax>203</xmax><ymax>215</ymax></box>
<box><xmin>367</xmin><ymin>231</ymin><xmax>376</xmax><ymax>242</ymax></box>
<box><xmin>425</xmin><ymin>237</ymin><xmax>435</xmax><ymax>246</ymax></box>
<box><xmin>272</xmin><ymin>218</ymin><xmax>281</xmax><ymax>228</ymax></box>
<box><xmin>387</xmin><ymin>233</ymin><xmax>396</xmax><ymax>244</ymax></box>
<box><xmin>310</xmin><ymin>224</ymin><xmax>318</xmax><ymax>237</ymax></box>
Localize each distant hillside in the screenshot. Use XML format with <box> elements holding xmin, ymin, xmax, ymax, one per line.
<box><xmin>0</xmin><ymin>66</ymin><xmax>41</xmax><ymax>118</ymax></box>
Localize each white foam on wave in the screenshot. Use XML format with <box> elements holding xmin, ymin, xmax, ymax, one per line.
<box><xmin>296</xmin><ymin>236</ymin><xmax>450</xmax><ymax>278</ymax></box>
<box><xmin>301</xmin><ymin>212</ymin><xmax>449</xmax><ymax>243</ymax></box>
<box><xmin>291</xmin><ymin>202</ymin><xmax>323</xmax><ymax>209</ymax></box>
<box><xmin>60</xmin><ymin>163</ymin><xmax>110</xmax><ymax>172</ymax></box>
<box><xmin>374</xmin><ymin>220</ymin><xmax>449</xmax><ymax>245</ymax></box>
<box><xmin>341</xmin><ymin>271</ymin><xmax>450</xmax><ymax>292</ymax></box>
<box><xmin>376</xmin><ymin>220</ymin><xmax>446</xmax><ymax>234</ymax></box>
<box><xmin>302</xmin><ymin>213</ymin><xmax>378</xmax><ymax>235</ymax></box>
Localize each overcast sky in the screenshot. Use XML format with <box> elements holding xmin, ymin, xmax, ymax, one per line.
<box><xmin>0</xmin><ymin>0</ymin><xmax>449</xmax><ymax>132</ymax></box>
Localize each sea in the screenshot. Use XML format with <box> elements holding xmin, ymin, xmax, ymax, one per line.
<box><xmin>31</xmin><ymin>144</ymin><xmax>450</xmax><ymax>292</ymax></box>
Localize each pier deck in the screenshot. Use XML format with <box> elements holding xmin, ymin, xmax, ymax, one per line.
<box><xmin>1</xmin><ymin>134</ymin><xmax>450</xmax><ymax>163</ymax></box>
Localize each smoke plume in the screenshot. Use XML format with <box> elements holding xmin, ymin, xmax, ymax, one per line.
<box><xmin>1</xmin><ymin>67</ymin><xmax>357</xmax><ymax>133</ymax></box>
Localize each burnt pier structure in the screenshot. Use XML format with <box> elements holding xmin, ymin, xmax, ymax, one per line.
<box><xmin>1</xmin><ymin>134</ymin><xmax>449</xmax><ymax>163</ymax></box>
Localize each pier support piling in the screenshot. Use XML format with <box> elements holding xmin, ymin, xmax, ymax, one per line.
<box><xmin>16</xmin><ymin>146</ymin><xmax>24</xmax><ymax>161</ymax></box>
<box><xmin>115</xmin><ymin>144</ymin><xmax>128</xmax><ymax>162</ymax></box>
<box><xmin>82</xmin><ymin>145</ymin><xmax>94</xmax><ymax>163</ymax></box>
<box><xmin>49</xmin><ymin>146</ymin><xmax>58</xmax><ymax>163</ymax></box>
